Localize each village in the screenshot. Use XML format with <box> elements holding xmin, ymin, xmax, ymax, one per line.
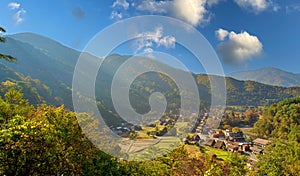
<box><xmin>184</xmin><ymin>128</ymin><xmax>269</xmax><ymax>168</ymax></box>
<box><xmin>111</xmin><ymin>107</ymin><xmax>270</xmax><ymax>168</ymax></box>
<box><xmin>182</xmin><ymin>109</ymin><xmax>270</xmax><ymax>169</ymax></box>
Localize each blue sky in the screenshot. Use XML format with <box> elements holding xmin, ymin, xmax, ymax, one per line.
<box><xmin>1</xmin><ymin>0</ymin><xmax>300</xmax><ymax>74</ymax></box>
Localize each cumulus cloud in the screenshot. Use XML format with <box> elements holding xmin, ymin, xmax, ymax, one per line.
<box><xmin>135</xmin><ymin>27</ymin><xmax>176</xmax><ymax>54</ymax></box>
<box><xmin>112</xmin><ymin>0</ymin><xmax>130</xmax><ymax>10</ymax></box>
<box><xmin>234</xmin><ymin>0</ymin><xmax>278</xmax><ymax>13</ymax></box>
<box><xmin>215</xmin><ymin>28</ymin><xmax>229</xmax><ymax>41</ymax></box>
<box><xmin>172</xmin><ymin>0</ymin><xmax>208</xmax><ymax>26</ymax></box>
<box><xmin>112</xmin><ymin>0</ymin><xmax>220</xmax><ymax>26</ymax></box>
<box><xmin>216</xmin><ymin>29</ymin><xmax>263</xmax><ymax>66</ymax></box>
<box><xmin>8</xmin><ymin>2</ymin><xmax>20</xmax><ymax>10</ymax></box>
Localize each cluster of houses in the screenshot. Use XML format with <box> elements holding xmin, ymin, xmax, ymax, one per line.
<box><xmin>207</xmin><ymin>129</ymin><xmax>269</xmax><ymax>155</ymax></box>
<box><xmin>186</xmin><ymin>129</ymin><xmax>269</xmax><ymax>156</ymax></box>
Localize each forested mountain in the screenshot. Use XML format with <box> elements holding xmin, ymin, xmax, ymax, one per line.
<box><xmin>1</xmin><ymin>32</ymin><xmax>300</xmax><ymax>176</ymax></box>
<box><xmin>0</xmin><ymin>62</ymin><xmax>60</xmax><ymax>106</ymax></box>
<box><xmin>229</xmin><ymin>67</ymin><xmax>300</xmax><ymax>87</ymax></box>
<box><xmin>1</xmin><ymin>33</ymin><xmax>300</xmax><ymax>126</ymax></box>
<box><xmin>251</xmin><ymin>98</ymin><xmax>300</xmax><ymax>175</ymax></box>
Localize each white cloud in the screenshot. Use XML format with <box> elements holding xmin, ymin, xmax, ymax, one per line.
<box><xmin>131</xmin><ymin>0</ymin><xmax>218</xmax><ymax>26</ymax></box>
<box><xmin>143</xmin><ymin>48</ymin><xmax>154</xmax><ymax>54</ymax></box>
<box><xmin>172</xmin><ymin>0</ymin><xmax>208</xmax><ymax>26</ymax></box>
<box><xmin>110</xmin><ymin>11</ymin><xmax>123</xmax><ymax>20</ymax></box>
<box><xmin>216</xmin><ymin>30</ymin><xmax>263</xmax><ymax>66</ymax></box>
<box><xmin>234</xmin><ymin>0</ymin><xmax>278</xmax><ymax>13</ymax></box>
<box><xmin>135</xmin><ymin>27</ymin><xmax>176</xmax><ymax>54</ymax></box>
<box><xmin>136</xmin><ymin>0</ymin><xmax>171</xmax><ymax>13</ymax></box>
<box><xmin>112</xmin><ymin>0</ymin><xmax>130</xmax><ymax>10</ymax></box>
<box><xmin>8</xmin><ymin>2</ymin><xmax>26</xmax><ymax>25</ymax></box>
<box><xmin>13</xmin><ymin>9</ymin><xmax>26</xmax><ymax>24</ymax></box>
<box><xmin>8</xmin><ymin>2</ymin><xmax>20</xmax><ymax>10</ymax></box>
<box><xmin>215</xmin><ymin>28</ymin><xmax>229</xmax><ymax>41</ymax></box>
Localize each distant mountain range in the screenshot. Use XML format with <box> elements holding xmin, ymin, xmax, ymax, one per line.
<box><xmin>229</xmin><ymin>67</ymin><xmax>300</xmax><ymax>87</ymax></box>
<box><xmin>1</xmin><ymin>32</ymin><xmax>300</xmax><ymax>126</ymax></box>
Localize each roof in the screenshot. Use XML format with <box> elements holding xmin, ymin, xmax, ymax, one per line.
<box><xmin>229</xmin><ymin>132</ymin><xmax>243</xmax><ymax>138</ymax></box>
<box><xmin>227</xmin><ymin>141</ymin><xmax>241</xmax><ymax>146</ymax></box>
<box><xmin>253</xmin><ymin>138</ymin><xmax>269</xmax><ymax>145</ymax></box>
<box><xmin>214</xmin><ymin>141</ymin><xmax>225</xmax><ymax>149</ymax></box>
<box><xmin>251</xmin><ymin>146</ymin><xmax>264</xmax><ymax>153</ymax></box>
<box><xmin>227</xmin><ymin>145</ymin><xmax>239</xmax><ymax>150</ymax></box>
<box><xmin>205</xmin><ymin>139</ymin><xmax>215</xmax><ymax>146</ymax></box>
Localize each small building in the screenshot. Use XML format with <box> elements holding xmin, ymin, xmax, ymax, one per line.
<box><xmin>227</xmin><ymin>145</ymin><xmax>239</xmax><ymax>152</ymax></box>
<box><xmin>205</xmin><ymin>139</ymin><xmax>216</xmax><ymax>147</ymax></box>
<box><xmin>247</xmin><ymin>158</ymin><xmax>258</xmax><ymax>169</ymax></box>
<box><xmin>251</xmin><ymin>146</ymin><xmax>264</xmax><ymax>155</ymax></box>
<box><xmin>213</xmin><ymin>131</ymin><xmax>225</xmax><ymax>139</ymax></box>
<box><xmin>226</xmin><ymin>132</ymin><xmax>245</xmax><ymax>142</ymax></box>
<box><xmin>214</xmin><ymin>140</ymin><xmax>226</xmax><ymax>149</ymax></box>
<box><xmin>253</xmin><ymin>138</ymin><xmax>269</xmax><ymax>148</ymax></box>
<box><xmin>192</xmin><ymin>133</ymin><xmax>201</xmax><ymax>142</ymax></box>
<box><xmin>209</xmin><ymin>130</ymin><xmax>216</xmax><ymax>136</ymax></box>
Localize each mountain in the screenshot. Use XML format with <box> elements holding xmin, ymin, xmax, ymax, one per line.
<box><xmin>0</xmin><ymin>62</ymin><xmax>59</xmax><ymax>105</ymax></box>
<box><xmin>1</xmin><ymin>32</ymin><xmax>300</xmax><ymax>126</ymax></box>
<box><xmin>0</xmin><ymin>33</ymin><xmax>101</xmax><ymax>109</ymax></box>
<box><xmin>229</xmin><ymin>67</ymin><xmax>300</xmax><ymax>87</ymax></box>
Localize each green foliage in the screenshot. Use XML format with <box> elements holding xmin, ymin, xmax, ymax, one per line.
<box><xmin>253</xmin><ymin>97</ymin><xmax>300</xmax><ymax>139</ymax></box>
<box><xmin>251</xmin><ymin>98</ymin><xmax>300</xmax><ymax>175</ymax></box>
<box><xmin>0</xmin><ymin>64</ymin><xmax>61</xmax><ymax>106</ymax></box>
<box><xmin>226</xmin><ymin>154</ymin><xmax>248</xmax><ymax>176</ymax></box>
<box><xmin>0</xmin><ymin>89</ymin><xmax>127</xmax><ymax>175</ymax></box>
<box><xmin>221</xmin><ymin>109</ymin><xmax>259</xmax><ymax>128</ymax></box>
<box><xmin>253</xmin><ymin>140</ymin><xmax>300</xmax><ymax>176</ymax></box>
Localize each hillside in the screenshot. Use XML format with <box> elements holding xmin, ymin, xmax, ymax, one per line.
<box><xmin>229</xmin><ymin>67</ymin><xmax>300</xmax><ymax>87</ymax></box>
<box><xmin>1</xmin><ymin>33</ymin><xmax>300</xmax><ymax>126</ymax></box>
<box><xmin>0</xmin><ymin>62</ymin><xmax>60</xmax><ymax>105</ymax></box>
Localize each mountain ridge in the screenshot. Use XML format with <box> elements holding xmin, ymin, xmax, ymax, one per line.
<box><xmin>1</xmin><ymin>32</ymin><xmax>300</xmax><ymax>126</ymax></box>
<box><xmin>229</xmin><ymin>67</ymin><xmax>300</xmax><ymax>87</ymax></box>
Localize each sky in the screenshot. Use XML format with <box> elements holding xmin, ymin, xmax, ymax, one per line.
<box><xmin>1</xmin><ymin>0</ymin><xmax>300</xmax><ymax>74</ymax></box>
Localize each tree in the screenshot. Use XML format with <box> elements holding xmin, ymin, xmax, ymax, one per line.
<box><xmin>253</xmin><ymin>98</ymin><xmax>300</xmax><ymax>139</ymax></box>
<box><xmin>0</xmin><ymin>90</ymin><xmax>128</xmax><ymax>175</ymax></box>
<box><xmin>232</xmin><ymin>127</ymin><xmax>241</xmax><ymax>133</ymax></box>
<box><xmin>252</xmin><ymin>140</ymin><xmax>300</xmax><ymax>176</ymax></box>
<box><xmin>0</xmin><ymin>26</ymin><xmax>16</xmax><ymax>62</ymax></box>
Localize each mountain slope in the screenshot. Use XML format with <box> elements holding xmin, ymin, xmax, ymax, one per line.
<box><xmin>10</xmin><ymin>33</ymin><xmax>79</xmax><ymax>67</ymax></box>
<box><xmin>0</xmin><ymin>62</ymin><xmax>59</xmax><ymax>105</ymax></box>
<box><xmin>1</xmin><ymin>32</ymin><xmax>300</xmax><ymax>126</ymax></box>
<box><xmin>229</xmin><ymin>67</ymin><xmax>300</xmax><ymax>87</ymax></box>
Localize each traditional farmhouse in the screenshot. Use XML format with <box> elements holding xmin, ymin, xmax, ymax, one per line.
<box><xmin>251</xmin><ymin>138</ymin><xmax>269</xmax><ymax>155</ymax></box>
<box><xmin>205</xmin><ymin>139</ymin><xmax>216</xmax><ymax>147</ymax></box>
<box><xmin>214</xmin><ymin>140</ymin><xmax>226</xmax><ymax>149</ymax></box>
<box><xmin>252</xmin><ymin>138</ymin><xmax>269</xmax><ymax>148</ymax></box>
<box><xmin>225</xmin><ymin>131</ymin><xmax>245</xmax><ymax>142</ymax></box>
<box><xmin>213</xmin><ymin>131</ymin><xmax>225</xmax><ymax>139</ymax></box>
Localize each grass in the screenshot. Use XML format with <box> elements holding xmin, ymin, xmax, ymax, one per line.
<box><xmin>185</xmin><ymin>145</ymin><xmax>231</xmax><ymax>161</ymax></box>
<box><xmin>202</xmin><ymin>146</ymin><xmax>231</xmax><ymax>161</ymax></box>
